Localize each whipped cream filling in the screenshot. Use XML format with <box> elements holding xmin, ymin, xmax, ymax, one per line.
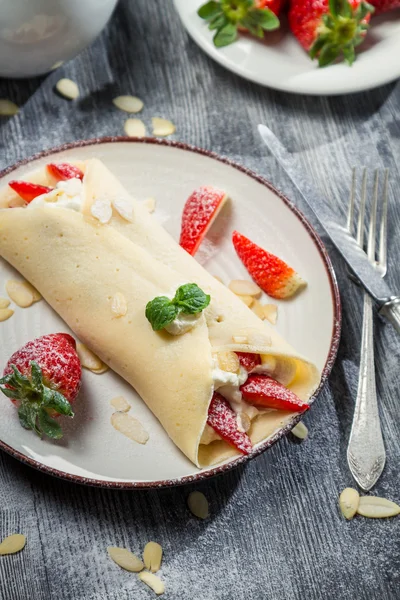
<box><xmin>27</xmin><ymin>178</ymin><xmax>83</xmax><ymax>212</ymax></box>
<box><xmin>165</xmin><ymin>312</ymin><xmax>202</xmax><ymax>336</ymax></box>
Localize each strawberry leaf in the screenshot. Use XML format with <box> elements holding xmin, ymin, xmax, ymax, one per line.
<box><xmin>198</xmin><ymin>1</ymin><xmax>221</xmax><ymax>20</ymax></box>
<box><xmin>342</xmin><ymin>45</ymin><xmax>355</xmax><ymax>65</ymax></box>
<box><xmin>30</xmin><ymin>361</ymin><xmax>43</xmax><ymax>392</ymax></box>
<box><xmin>214</xmin><ymin>22</ymin><xmax>238</xmax><ymax>47</ymax></box>
<box><xmin>38</xmin><ymin>409</ymin><xmax>63</xmax><ymax>440</ymax></box>
<box><xmin>42</xmin><ymin>388</ymin><xmax>74</xmax><ymax>417</ymax></box>
<box><xmin>318</xmin><ymin>44</ymin><xmax>340</xmax><ymax>67</ymax></box>
<box><xmin>209</xmin><ymin>14</ymin><xmax>228</xmax><ymax>31</ymax></box>
<box><xmin>18</xmin><ymin>403</ymin><xmax>38</xmax><ymax>433</ymax></box>
<box><xmin>249</xmin><ymin>9</ymin><xmax>279</xmax><ymax>31</ymax></box>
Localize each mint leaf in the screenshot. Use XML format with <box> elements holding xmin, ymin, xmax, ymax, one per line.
<box><xmin>198</xmin><ymin>1</ymin><xmax>221</xmax><ymax>20</ymax></box>
<box><xmin>146</xmin><ymin>296</ymin><xmax>179</xmax><ymax>331</ymax></box>
<box><xmin>42</xmin><ymin>388</ymin><xmax>74</xmax><ymax>417</ymax></box>
<box><xmin>38</xmin><ymin>409</ymin><xmax>63</xmax><ymax>440</ymax></box>
<box><xmin>173</xmin><ymin>283</ymin><xmax>211</xmax><ymax>314</ymax></box>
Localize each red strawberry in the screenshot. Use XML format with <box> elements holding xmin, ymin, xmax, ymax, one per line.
<box><xmin>179</xmin><ymin>186</ymin><xmax>228</xmax><ymax>256</ymax></box>
<box><xmin>207</xmin><ymin>392</ymin><xmax>252</xmax><ymax>454</ymax></box>
<box><xmin>0</xmin><ymin>334</ymin><xmax>82</xmax><ymax>439</ymax></box>
<box><xmin>369</xmin><ymin>0</ymin><xmax>400</xmax><ymax>12</ymax></box>
<box><xmin>47</xmin><ymin>162</ymin><xmax>84</xmax><ymax>181</ymax></box>
<box><xmin>232</xmin><ymin>231</ymin><xmax>306</xmax><ymax>300</ymax></box>
<box><xmin>288</xmin><ymin>0</ymin><xmax>374</xmax><ymax>67</ymax></box>
<box><xmin>255</xmin><ymin>0</ymin><xmax>285</xmax><ymax>15</ymax></box>
<box><xmin>237</xmin><ymin>352</ymin><xmax>261</xmax><ymax>372</ymax></box>
<box><xmin>8</xmin><ymin>181</ymin><xmax>52</xmax><ymax>203</ymax></box>
<box><xmin>240</xmin><ymin>374</ymin><xmax>309</xmax><ymax>412</ymax></box>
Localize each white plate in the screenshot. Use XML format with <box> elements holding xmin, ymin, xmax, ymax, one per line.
<box><xmin>0</xmin><ymin>139</ymin><xmax>340</xmax><ymax>488</ymax></box>
<box><xmin>174</xmin><ymin>0</ymin><xmax>400</xmax><ymax>95</ymax></box>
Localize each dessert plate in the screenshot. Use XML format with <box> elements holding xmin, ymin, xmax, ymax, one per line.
<box><xmin>174</xmin><ymin>0</ymin><xmax>400</xmax><ymax>95</ymax></box>
<box><xmin>0</xmin><ymin>138</ymin><xmax>340</xmax><ymax>488</ymax></box>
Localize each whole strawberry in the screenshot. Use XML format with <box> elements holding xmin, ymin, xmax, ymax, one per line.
<box><xmin>289</xmin><ymin>0</ymin><xmax>374</xmax><ymax>67</ymax></box>
<box><xmin>0</xmin><ymin>334</ymin><xmax>82</xmax><ymax>439</ymax></box>
<box><xmin>369</xmin><ymin>0</ymin><xmax>400</xmax><ymax>12</ymax></box>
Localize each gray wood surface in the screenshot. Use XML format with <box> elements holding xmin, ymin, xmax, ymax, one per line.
<box><xmin>0</xmin><ymin>1</ymin><xmax>399</xmax><ymax>598</ymax></box>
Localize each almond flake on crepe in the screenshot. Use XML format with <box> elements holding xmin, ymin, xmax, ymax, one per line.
<box><xmin>232</xmin><ymin>335</ymin><xmax>248</xmax><ymax>344</ymax></box>
<box><xmin>357</xmin><ymin>496</ymin><xmax>400</xmax><ymax>518</ymax></box>
<box><xmin>187</xmin><ymin>491</ymin><xmax>209</xmax><ymax>520</ymax></box>
<box><xmin>76</xmin><ymin>342</ymin><xmax>105</xmax><ymax>371</ymax></box>
<box><xmin>252</xmin><ymin>300</ymin><xmax>266</xmax><ymax>320</ymax></box>
<box><xmin>124</xmin><ymin>118</ymin><xmax>146</xmax><ymax>138</ymax></box>
<box><xmin>0</xmin><ymin>534</ymin><xmax>26</xmax><ymax>555</ymax></box>
<box><xmin>215</xmin><ymin>351</ymin><xmax>239</xmax><ymax>373</ymax></box>
<box><xmin>238</xmin><ymin>295</ymin><xmax>254</xmax><ymax>308</ymax></box>
<box><xmin>0</xmin><ymin>298</ymin><xmax>10</xmax><ymax>309</ymax></box>
<box><xmin>111</xmin><ymin>396</ymin><xmax>131</xmax><ymax>412</ymax></box>
<box><xmin>143</xmin><ymin>197</ymin><xmax>156</xmax><ymax>213</ymax></box>
<box><xmin>339</xmin><ymin>488</ymin><xmax>360</xmax><ymax>520</ymax></box>
<box><xmin>291</xmin><ymin>421</ymin><xmax>308</xmax><ymax>440</ymax></box>
<box><xmin>247</xmin><ymin>332</ymin><xmax>271</xmax><ymax>347</ymax></box>
<box><xmin>151</xmin><ymin>117</ymin><xmax>175</xmax><ymax>137</ymax></box>
<box><xmin>113</xmin><ymin>95</ymin><xmax>144</xmax><ymax>113</ymax></box>
<box><xmin>111</xmin><ymin>412</ymin><xmax>149</xmax><ymax>444</ymax></box>
<box><xmin>6</xmin><ymin>280</ymin><xmax>34</xmax><ymax>308</ymax></box>
<box><xmin>0</xmin><ymin>308</ymin><xmax>14</xmax><ymax>322</ymax></box>
<box><xmin>91</xmin><ymin>199</ymin><xmax>113</xmax><ymax>224</ymax></box>
<box><xmin>112</xmin><ymin>198</ymin><xmax>134</xmax><ymax>222</ymax></box>
<box><xmin>263</xmin><ymin>304</ymin><xmax>278</xmax><ymax>325</ymax></box>
<box><xmin>228</xmin><ymin>280</ymin><xmax>262</xmax><ymax>297</ymax></box>
<box><xmin>138</xmin><ymin>572</ymin><xmax>165</xmax><ymax>595</ymax></box>
<box><xmin>237</xmin><ymin>412</ymin><xmax>251</xmax><ymax>433</ymax></box>
<box><xmin>0</xmin><ymin>99</ymin><xmax>19</xmax><ymax>116</ymax></box>
<box><xmin>107</xmin><ymin>546</ymin><xmax>144</xmax><ymax>572</ymax></box>
<box><xmin>143</xmin><ymin>542</ymin><xmax>163</xmax><ymax>573</ymax></box>
<box><xmin>55</xmin><ymin>78</ymin><xmax>79</xmax><ymax>99</ymax></box>
<box><xmin>111</xmin><ymin>292</ymin><xmax>128</xmax><ymax>317</ymax></box>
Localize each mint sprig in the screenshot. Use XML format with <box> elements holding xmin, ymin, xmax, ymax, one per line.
<box><xmin>198</xmin><ymin>0</ymin><xmax>280</xmax><ymax>48</ymax></box>
<box><xmin>146</xmin><ymin>284</ymin><xmax>211</xmax><ymax>332</ymax></box>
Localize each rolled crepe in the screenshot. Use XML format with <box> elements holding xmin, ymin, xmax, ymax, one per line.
<box><xmin>0</xmin><ymin>160</ymin><xmax>320</xmax><ymax>467</ymax></box>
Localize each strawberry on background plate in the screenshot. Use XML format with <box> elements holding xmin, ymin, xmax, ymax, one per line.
<box><xmin>289</xmin><ymin>0</ymin><xmax>374</xmax><ymax>67</ymax></box>
<box><xmin>8</xmin><ymin>180</ymin><xmax>52</xmax><ymax>203</ymax></box>
<box><xmin>0</xmin><ymin>333</ymin><xmax>82</xmax><ymax>439</ymax></box>
<box><xmin>207</xmin><ymin>392</ymin><xmax>253</xmax><ymax>454</ymax></box>
<box><xmin>47</xmin><ymin>162</ymin><xmax>84</xmax><ymax>181</ymax></box>
<box><xmin>240</xmin><ymin>374</ymin><xmax>310</xmax><ymax>412</ymax></box>
<box><xmin>369</xmin><ymin>0</ymin><xmax>400</xmax><ymax>12</ymax></box>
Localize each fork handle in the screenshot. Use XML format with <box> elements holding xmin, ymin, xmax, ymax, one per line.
<box><xmin>379</xmin><ymin>297</ymin><xmax>400</xmax><ymax>335</ymax></box>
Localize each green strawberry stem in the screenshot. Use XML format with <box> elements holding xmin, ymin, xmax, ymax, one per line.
<box><xmin>310</xmin><ymin>0</ymin><xmax>374</xmax><ymax>67</ymax></box>
<box><xmin>0</xmin><ymin>361</ymin><xmax>74</xmax><ymax>439</ymax></box>
<box><xmin>198</xmin><ymin>0</ymin><xmax>280</xmax><ymax>48</ymax></box>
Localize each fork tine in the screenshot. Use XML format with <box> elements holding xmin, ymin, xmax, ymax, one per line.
<box><xmin>356</xmin><ymin>168</ymin><xmax>367</xmax><ymax>247</ymax></box>
<box><xmin>347</xmin><ymin>167</ymin><xmax>356</xmax><ymax>233</ymax></box>
<box><xmin>367</xmin><ymin>170</ymin><xmax>379</xmax><ymax>263</ymax></box>
<box><xmin>378</xmin><ymin>169</ymin><xmax>389</xmax><ymax>272</ymax></box>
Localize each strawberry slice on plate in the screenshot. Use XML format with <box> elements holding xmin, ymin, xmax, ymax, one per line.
<box><xmin>8</xmin><ymin>181</ymin><xmax>52</xmax><ymax>203</ymax></box>
<box><xmin>47</xmin><ymin>162</ymin><xmax>84</xmax><ymax>181</ymax></box>
<box><xmin>232</xmin><ymin>231</ymin><xmax>306</xmax><ymax>299</ymax></box>
<box><xmin>0</xmin><ymin>333</ymin><xmax>82</xmax><ymax>439</ymax></box>
<box><xmin>236</xmin><ymin>352</ymin><xmax>261</xmax><ymax>372</ymax></box>
<box><xmin>179</xmin><ymin>186</ymin><xmax>228</xmax><ymax>256</ymax></box>
<box><xmin>207</xmin><ymin>392</ymin><xmax>252</xmax><ymax>455</ymax></box>
<box><xmin>240</xmin><ymin>374</ymin><xmax>309</xmax><ymax>413</ymax></box>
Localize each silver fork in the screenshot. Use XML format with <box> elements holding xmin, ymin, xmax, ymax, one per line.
<box><xmin>346</xmin><ymin>167</ymin><xmax>389</xmax><ymax>492</ymax></box>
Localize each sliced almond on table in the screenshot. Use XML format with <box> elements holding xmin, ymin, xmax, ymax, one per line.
<box><xmin>111</xmin><ymin>292</ymin><xmax>128</xmax><ymax>318</ymax></box>
<box><xmin>263</xmin><ymin>304</ymin><xmax>278</xmax><ymax>325</ymax></box>
<box><xmin>76</xmin><ymin>342</ymin><xmax>105</xmax><ymax>371</ymax></box>
<box><xmin>151</xmin><ymin>117</ymin><xmax>175</xmax><ymax>137</ymax></box>
<box><xmin>0</xmin><ymin>308</ymin><xmax>14</xmax><ymax>322</ymax></box>
<box><xmin>252</xmin><ymin>299</ymin><xmax>266</xmax><ymax>320</ymax></box>
<box><xmin>6</xmin><ymin>280</ymin><xmax>34</xmax><ymax>308</ymax></box>
<box><xmin>51</xmin><ymin>60</ymin><xmax>64</xmax><ymax>70</ymax></box>
<box><xmin>238</xmin><ymin>295</ymin><xmax>254</xmax><ymax>308</ymax></box>
<box><xmin>0</xmin><ymin>298</ymin><xmax>10</xmax><ymax>309</ymax></box>
<box><xmin>112</xmin><ymin>198</ymin><xmax>134</xmax><ymax>222</ymax></box>
<box><xmin>138</xmin><ymin>572</ymin><xmax>165</xmax><ymax>595</ymax></box>
<box><xmin>143</xmin><ymin>197</ymin><xmax>156</xmax><ymax>213</ymax></box>
<box><xmin>0</xmin><ymin>99</ymin><xmax>19</xmax><ymax>117</ymax></box>
<box><xmin>216</xmin><ymin>351</ymin><xmax>240</xmax><ymax>373</ymax></box>
<box><xmin>55</xmin><ymin>78</ymin><xmax>79</xmax><ymax>100</ymax></box>
<box><xmin>291</xmin><ymin>421</ymin><xmax>308</xmax><ymax>441</ymax></box>
<box><xmin>339</xmin><ymin>488</ymin><xmax>360</xmax><ymax>520</ymax></box>
<box><xmin>111</xmin><ymin>412</ymin><xmax>149</xmax><ymax>444</ymax></box>
<box><xmin>113</xmin><ymin>95</ymin><xmax>144</xmax><ymax>113</ymax></box>
<box><xmin>0</xmin><ymin>534</ymin><xmax>26</xmax><ymax>555</ymax></box>
<box><xmin>107</xmin><ymin>546</ymin><xmax>144</xmax><ymax>572</ymax></box>
<box><xmin>110</xmin><ymin>396</ymin><xmax>131</xmax><ymax>412</ymax></box>
<box><xmin>91</xmin><ymin>199</ymin><xmax>113</xmax><ymax>224</ymax></box>
<box><xmin>143</xmin><ymin>542</ymin><xmax>163</xmax><ymax>573</ymax></box>
<box><xmin>357</xmin><ymin>496</ymin><xmax>400</xmax><ymax>518</ymax></box>
<box><xmin>187</xmin><ymin>491</ymin><xmax>209</xmax><ymax>520</ymax></box>
<box><xmin>124</xmin><ymin>118</ymin><xmax>146</xmax><ymax>138</ymax></box>
<box><xmin>228</xmin><ymin>280</ymin><xmax>262</xmax><ymax>297</ymax></box>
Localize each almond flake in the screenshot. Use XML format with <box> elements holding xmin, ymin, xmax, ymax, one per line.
<box><xmin>291</xmin><ymin>421</ymin><xmax>308</xmax><ymax>440</ymax></box>
<box><xmin>111</xmin><ymin>292</ymin><xmax>128</xmax><ymax>317</ymax></box>
<box><xmin>339</xmin><ymin>488</ymin><xmax>360</xmax><ymax>520</ymax></box>
<box><xmin>112</xmin><ymin>198</ymin><xmax>134</xmax><ymax>222</ymax></box>
<box><xmin>216</xmin><ymin>351</ymin><xmax>239</xmax><ymax>373</ymax></box>
<box><xmin>229</xmin><ymin>280</ymin><xmax>262</xmax><ymax>297</ymax></box>
<box><xmin>263</xmin><ymin>304</ymin><xmax>278</xmax><ymax>325</ymax></box>
<box><xmin>6</xmin><ymin>280</ymin><xmax>34</xmax><ymax>308</ymax></box>
<box><xmin>143</xmin><ymin>197</ymin><xmax>156</xmax><ymax>213</ymax></box>
<box><xmin>91</xmin><ymin>364</ymin><xmax>109</xmax><ymax>375</ymax></box>
<box><xmin>0</xmin><ymin>534</ymin><xmax>26</xmax><ymax>555</ymax></box>
<box><xmin>143</xmin><ymin>542</ymin><xmax>163</xmax><ymax>573</ymax></box>
<box><xmin>357</xmin><ymin>496</ymin><xmax>400</xmax><ymax>518</ymax></box>
<box><xmin>113</xmin><ymin>95</ymin><xmax>144</xmax><ymax>113</ymax></box>
<box><xmin>187</xmin><ymin>491</ymin><xmax>209</xmax><ymax>519</ymax></box>
<box><xmin>124</xmin><ymin>118</ymin><xmax>146</xmax><ymax>138</ymax></box>
<box><xmin>152</xmin><ymin>117</ymin><xmax>175</xmax><ymax>137</ymax></box>
<box><xmin>107</xmin><ymin>546</ymin><xmax>144</xmax><ymax>572</ymax></box>
<box><xmin>0</xmin><ymin>298</ymin><xmax>10</xmax><ymax>309</ymax></box>
<box><xmin>91</xmin><ymin>199</ymin><xmax>113</xmax><ymax>224</ymax></box>
<box><xmin>238</xmin><ymin>295</ymin><xmax>254</xmax><ymax>308</ymax></box>
<box><xmin>111</xmin><ymin>412</ymin><xmax>149</xmax><ymax>444</ymax></box>
<box><xmin>232</xmin><ymin>335</ymin><xmax>248</xmax><ymax>344</ymax></box>
<box><xmin>138</xmin><ymin>572</ymin><xmax>165</xmax><ymax>595</ymax></box>
<box><xmin>252</xmin><ymin>299</ymin><xmax>266</xmax><ymax>320</ymax></box>
<box><xmin>111</xmin><ymin>396</ymin><xmax>131</xmax><ymax>412</ymax></box>
<box><xmin>76</xmin><ymin>342</ymin><xmax>104</xmax><ymax>371</ymax></box>
<box><xmin>55</xmin><ymin>78</ymin><xmax>79</xmax><ymax>100</ymax></box>
<box><xmin>0</xmin><ymin>99</ymin><xmax>19</xmax><ymax>117</ymax></box>
<box><xmin>0</xmin><ymin>308</ymin><xmax>14</xmax><ymax>322</ymax></box>
<box><xmin>51</xmin><ymin>60</ymin><xmax>64</xmax><ymax>70</ymax></box>
<box><xmin>238</xmin><ymin>412</ymin><xmax>251</xmax><ymax>433</ymax></box>
<box><xmin>213</xmin><ymin>275</ymin><xmax>224</xmax><ymax>284</ymax></box>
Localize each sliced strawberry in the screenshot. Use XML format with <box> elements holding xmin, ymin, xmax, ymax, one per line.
<box><xmin>236</xmin><ymin>352</ymin><xmax>261</xmax><ymax>372</ymax></box>
<box><xmin>232</xmin><ymin>231</ymin><xmax>306</xmax><ymax>300</ymax></box>
<box><xmin>8</xmin><ymin>181</ymin><xmax>52</xmax><ymax>203</ymax></box>
<box><xmin>179</xmin><ymin>186</ymin><xmax>228</xmax><ymax>256</ymax></box>
<box><xmin>207</xmin><ymin>392</ymin><xmax>252</xmax><ymax>455</ymax></box>
<box><xmin>47</xmin><ymin>162</ymin><xmax>84</xmax><ymax>181</ymax></box>
<box><xmin>240</xmin><ymin>374</ymin><xmax>309</xmax><ymax>413</ymax></box>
